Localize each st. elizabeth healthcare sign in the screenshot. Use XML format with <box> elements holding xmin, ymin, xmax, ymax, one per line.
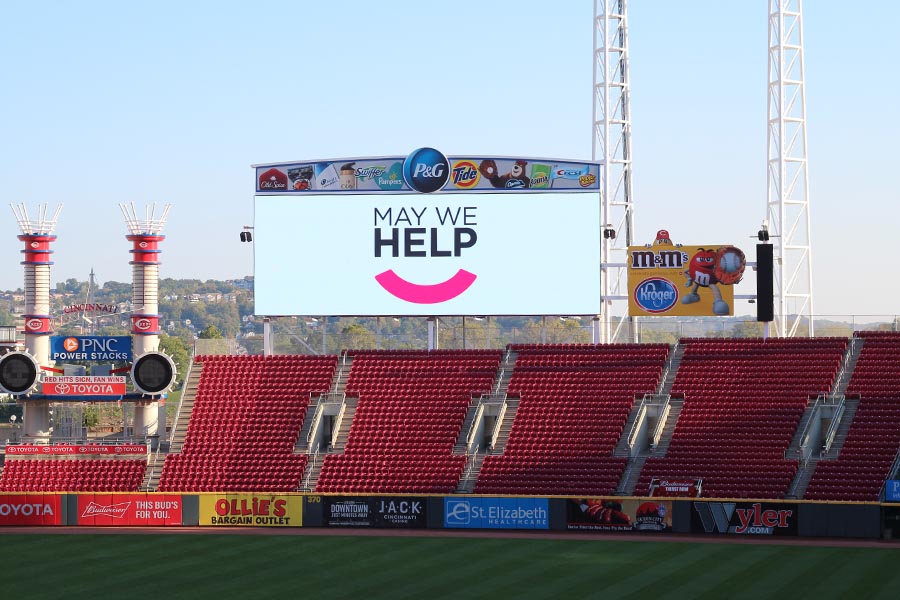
<box><xmin>253</xmin><ymin>150</ymin><xmax>601</xmax><ymax>316</ymax></box>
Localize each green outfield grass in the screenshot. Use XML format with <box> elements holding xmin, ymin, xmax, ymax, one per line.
<box><xmin>4</xmin><ymin>534</ymin><xmax>899</xmax><ymax>599</ymax></box>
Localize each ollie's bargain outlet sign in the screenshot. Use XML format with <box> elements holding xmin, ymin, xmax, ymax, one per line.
<box><xmin>42</xmin><ymin>376</ymin><xmax>127</xmax><ymax>396</ymax></box>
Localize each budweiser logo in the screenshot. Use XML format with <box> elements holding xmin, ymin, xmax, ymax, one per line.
<box><xmin>82</xmin><ymin>501</ymin><xmax>131</xmax><ymax>519</ymax></box>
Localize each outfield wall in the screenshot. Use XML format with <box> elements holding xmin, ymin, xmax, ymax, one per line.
<box><xmin>0</xmin><ymin>493</ymin><xmax>892</xmax><ymax>539</ymax></box>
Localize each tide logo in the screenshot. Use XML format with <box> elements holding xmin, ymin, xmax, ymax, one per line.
<box><xmin>402</xmin><ymin>147</ymin><xmax>450</xmax><ymax>193</ymax></box>
<box><xmin>63</xmin><ymin>337</ymin><xmax>80</xmax><ymax>352</ymax></box>
<box><xmin>451</xmin><ymin>161</ymin><xmax>480</xmax><ymax>189</ymax></box>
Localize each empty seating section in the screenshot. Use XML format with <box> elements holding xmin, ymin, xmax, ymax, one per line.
<box><xmin>315</xmin><ymin>350</ymin><xmax>502</xmax><ymax>493</ymax></box>
<box><xmin>0</xmin><ymin>458</ymin><xmax>146</xmax><ymax>492</ymax></box>
<box><xmin>158</xmin><ymin>354</ymin><xmax>336</xmax><ymax>492</ymax></box>
<box><xmin>637</xmin><ymin>337</ymin><xmax>847</xmax><ymax>499</ymax></box>
<box><xmin>475</xmin><ymin>343</ymin><xmax>669</xmax><ymax>496</ymax></box>
<box><xmin>805</xmin><ymin>331</ymin><xmax>900</xmax><ymax>501</ymax></box>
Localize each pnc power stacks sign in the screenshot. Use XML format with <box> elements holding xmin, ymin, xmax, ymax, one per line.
<box><xmin>253</xmin><ymin>149</ymin><xmax>602</xmax><ymax>316</ymax></box>
<box><xmin>628</xmin><ymin>230</ymin><xmax>746</xmax><ymax>317</ymax></box>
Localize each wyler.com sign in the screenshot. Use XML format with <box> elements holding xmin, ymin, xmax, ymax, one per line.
<box><xmin>199</xmin><ymin>494</ymin><xmax>302</xmax><ymax>527</ymax></box>
<box><xmin>443</xmin><ymin>497</ymin><xmax>549</xmax><ymax>530</ymax></box>
<box><xmin>691</xmin><ymin>501</ymin><xmax>798</xmax><ymax>536</ymax></box>
<box><xmin>324</xmin><ymin>496</ymin><xmax>426</xmax><ymax>528</ymax></box>
<box><xmin>254</xmin><ymin>149</ymin><xmax>602</xmax><ymax>317</ymax></box>
<box><xmin>50</xmin><ymin>336</ymin><xmax>132</xmax><ymax>362</ymax></box>
<box><xmin>627</xmin><ymin>230</ymin><xmax>746</xmax><ymax>317</ymax></box>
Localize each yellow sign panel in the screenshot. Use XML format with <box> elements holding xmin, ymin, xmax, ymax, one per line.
<box><xmin>627</xmin><ymin>231</ymin><xmax>745</xmax><ymax>317</ymax></box>
<box><xmin>199</xmin><ymin>493</ymin><xmax>303</xmax><ymax>527</ymax></box>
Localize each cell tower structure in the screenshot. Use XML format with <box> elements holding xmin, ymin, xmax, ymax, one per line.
<box><xmin>11</xmin><ymin>203</ymin><xmax>62</xmax><ymax>441</ymax></box>
<box><xmin>767</xmin><ymin>0</ymin><xmax>814</xmax><ymax>336</ymax></box>
<box><xmin>120</xmin><ymin>202</ymin><xmax>171</xmax><ymax>437</ymax></box>
<box><xmin>593</xmin><ymin>0</ymin><xmax>635</xmax><ymax>343</ymax></box>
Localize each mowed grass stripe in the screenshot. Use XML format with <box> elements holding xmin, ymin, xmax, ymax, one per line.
<box><xmin>4</xmin><ymin>534</ymin><xmax>900</xmax><ymax>600</ymax></box>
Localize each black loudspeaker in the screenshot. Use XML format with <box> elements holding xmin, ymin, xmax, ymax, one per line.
<box><xmin>757</xmin><ymin>243</ymin><xmax>774</xmax><ymax>322</ymax></box>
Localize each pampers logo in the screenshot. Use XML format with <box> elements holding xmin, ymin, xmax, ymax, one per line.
<box><xmin>634</xmin><ymin>277</ymin><xmax>679</xmax><ymax>313</ymax></box>
<box><xmin>402</xmin><ymin>147</ymin><xmax>450</xmax><ymax>193</ymax></box>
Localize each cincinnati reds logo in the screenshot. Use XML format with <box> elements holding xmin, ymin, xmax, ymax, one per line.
<box><xmin>30</xmin><ymin>242</ymin><xmax>39</xmax><ymax>248</ymax></box>
<box><xmin>25</xmin><ymin>319</ymin><xmax>43</xmax><ymax>331</ymax></box>
<box><xmin>63</xmin><ymin>337</ymin><xmax>79</xmax><ymax>352</ymax></box>
<box><xmin>139</xmin><ymin>242</ymin><xmax>148</xmax><ymax>248</ymax></box>
<box><xmin>135</xmin><ymin>318</ymin><xmax>152</xmax><ymax>330</ymax></box>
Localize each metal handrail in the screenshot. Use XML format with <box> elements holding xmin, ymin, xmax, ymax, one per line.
<box><xmin>652</xmin><ymin>396</ymin><xmax>672</xmax><ymax>446</ymax></box>
<box><xmin>822</xmin><ymin>396</ymin><xmax>846</xmax><ymax>454</ymax></box>
<box><xmin>303</xmin><ymin>447</ymin><xmax>321</xmax><ymax>491</ymax></box>
<box><xmin>306</xmin><ymin>399</ymin><xmax>326</xmax><ymax>446</ymax></box>
<box><xmin>168</xmin><ymin>356</ymin><xmax>195</xmax><ymax>449</ymax></box>
<box><xmin>795</xmin><ymin>395</ymin><xmax>824</xmax><ymax>458</ymax></box>
<box><xmin>465</xmin><ymin>403</ymin><xmax>485</xmax><ymax>449</ymax></box>
<box><xmin>490</xmin><ymin>401</ymin><xmax>508</xmax><ymax>450</ymax></box>
<box><xmin>626</xmin><ymin>395</ymin><xmax>649</xmax><ymax>449</ymax></box>
<box><xmin>330</xmin><ymin>401</ymin><xmax>348</xmax><ymax>448</ymax></box>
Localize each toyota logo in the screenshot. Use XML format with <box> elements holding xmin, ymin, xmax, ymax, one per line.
<box><xmin>55</xmin><ymin>384</ymin><xmax>71</xmax><ymax>394</ymax></box>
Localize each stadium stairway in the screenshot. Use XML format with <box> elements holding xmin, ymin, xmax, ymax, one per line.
<box><xmin>168</xmin><ymin>361</ymin><xmax>203</xmax><ymax>455</ymax></box>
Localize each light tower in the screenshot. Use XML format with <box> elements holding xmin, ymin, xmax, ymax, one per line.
<box><xmin>120</xmin><ymin>202</ymin><xmax>171</xmax><ymax>438</ymax></box>
<box><xmin>11</xmin><ymin>203</ymin><xmax>62</xmax><ymax>441</ymax></box>
<box><xmin>767</xmin><ymin>0</ymin><xmax>814</xmax><ymax>336</ymax></box>
<box><xmin>593</xmin><ymin>0</ymin><xmax>635</xmax><ymax>343</ymax></box>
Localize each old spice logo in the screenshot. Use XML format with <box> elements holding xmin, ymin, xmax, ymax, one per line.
<box><xmin>82</xmin><ymin>501</ymin><xmax>132</xmax><ymax>519</ymax></box>
<box><xmin>259</xmin><ymin>168</ymin><xmax>288</xmax><ymax>190</ymax></box>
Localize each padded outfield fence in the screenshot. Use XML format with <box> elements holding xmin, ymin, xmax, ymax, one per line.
<box><xmin>2</xmin><ymin>492</ymin><xmax>898</xmax><ymax>540</ymax></box>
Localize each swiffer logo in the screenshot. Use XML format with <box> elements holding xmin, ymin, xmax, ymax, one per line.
<box><xmin>634</xmin><ymin>277</ymin><xmax>678</xmax><ymax>313</ymax></box>
<box><xmin>402</xmin><ymin>147</ymin><xmax>450</xmax><ymax>194</ymax></box>
<box><xmin>373</xmin><ymin>204</ymin><xmax>478</xmax><ymax>304</ymax></box>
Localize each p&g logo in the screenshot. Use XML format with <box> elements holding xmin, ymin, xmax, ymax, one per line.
<box><xmin>402</xmin><ymin>147</ymin><xmax>450</xmax><ymax>193</ymax></box>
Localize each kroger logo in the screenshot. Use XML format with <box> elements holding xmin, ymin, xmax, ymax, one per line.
<box><xmin>634</xmin><ymin>277</ymin><xmax>679</xmax><ymax>313</ymax></box>
<box><xmin>402</xmin><ymin>147</ymin><xmax>450</xmax><ymax>193</ymax></box>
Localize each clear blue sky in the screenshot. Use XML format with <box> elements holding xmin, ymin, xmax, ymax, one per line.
<box><xmin>1</xmin><ymin>1</ymin><xmax>897</xmax><ymax>318</ymax></box>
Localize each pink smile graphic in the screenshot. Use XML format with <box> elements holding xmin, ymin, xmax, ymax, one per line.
<box><xmin>375</xmin><ymin>269</ymin><xmax>477</xmax><ymax>304</ymax></box>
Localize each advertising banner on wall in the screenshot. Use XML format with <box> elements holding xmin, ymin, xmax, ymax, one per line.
<box><xmin>49</xmin><ymin>336</ymin><xmax>132</xmax><ymax>362</ymax></box>
<box><xmin>5</xmin><ymin>444</ymin><xmax>146</xmax><ymax>455</ymax></box>
<box><xmin>566</xmin><ymin>498</ymin><xmax>672</xmax><ymax>532</ymax></box>
<box><xmin>885</xmin><ymin>480</ymin><xmax>900</xmax><ymax>502</ymax></box>
<box><xmin>0</xmin><ymin>494</ymin><xmax>62</xmax><ymax>526</ymax></box>
<box><xmin>42</xmin><ymin>376</ymin><xmax>127</xmax><ymax>396</ymax></box>
<box><xmin>627</xmin><ymin>230</ymin><xmax>746</xmax><ymax>317</ymax></box>
<box><xmin>443</xmin><ymin>497</ymin><xmax>549</xmax><ymax>530</ymax></box>
<box><xmin>78</xmin><ymin>494</ymin><xmax>182</xmax><ymax>526</ymax></box>
<box><xmin>254</xmin><ymin>155</ymin><xmax>600</xmax><ymax>195</ymax></box>
<box><xmin>323</xmin><ymin>496</ymin><xmax>426</xmax><ymax>528</ymax></box>
<box><xmin>198</xmin><ymin>493</ymin><xmax>302</xmax><ymax>527</ymax></box>
<box><xmin>691</xmin><ymin>501</ymin><xmax>798</xmax><ymax>536</ymax></box>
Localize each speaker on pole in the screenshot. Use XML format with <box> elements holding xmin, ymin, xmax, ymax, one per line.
<box><xmin>757</xmin><ymin>243</ymin><xmax>774</xmax><ymax>322</ymax></box>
